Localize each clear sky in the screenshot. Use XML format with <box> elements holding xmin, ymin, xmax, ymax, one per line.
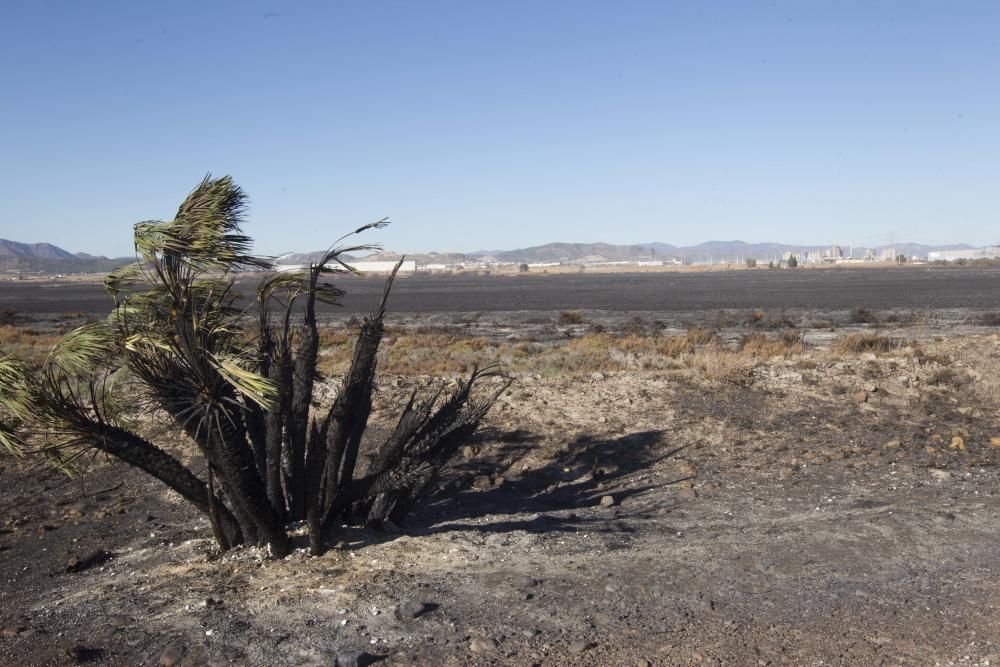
<box><xmin>1</xmin><ymin>1</ymin><xmax>997</xmax><ymax>257</ymax></box>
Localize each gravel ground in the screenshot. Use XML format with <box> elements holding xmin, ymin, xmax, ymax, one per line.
<box><xmin>2</xmin><ymin>332</ymin><xmax>1000</xmax><ymax>666</ymax></box>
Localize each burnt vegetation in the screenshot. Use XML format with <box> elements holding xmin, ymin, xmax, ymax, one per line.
<box><xmin>0</xmin><ymin>176</ymin><xmax>510</xmax><ymax>557</ymax></box>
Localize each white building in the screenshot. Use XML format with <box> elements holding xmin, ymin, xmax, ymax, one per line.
<box><xmin>928</xmin><ymin>247</ymin><xmax>1000</xmax><ymax>262</ymax></box>
<box><xmin>348</xmin><ymin>260</ymin><xmax>416</xmax><ymax>273</ymax></box>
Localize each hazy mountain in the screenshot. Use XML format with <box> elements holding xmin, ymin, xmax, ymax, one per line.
<box><xmin>273</xmin><ymin>250</ymin><xmax>356</xmax><ymax>266</ymax></box>
<box><xmin>273</xmin><ymin>250</ymin><xmax>474</xmax><ymax>266</ymax></box>
<box><xmin>474</xmin><ymin>240</ymin><xmax>807</xmax><ymax>263</ymax></box>
<box><xmin>281</xmin><ymin>240</ymin><xmax>980</xmax><ymax>265</ymax></box>
<box><xmin>478</xmin><ymin>242</ymin><xmax>668</xmax><ymax>264</ymax></box>
<box><xmin>0</xmin><ymin>236</ymin><xmax>983</xmax><ymax>274</ymax></box>
<box><xmin>0</xmin><ymin>239</ymin><xmax>131</xmax><ymax>274</ymax></box>
<box><xmin>471</xmin><ymin>240</ymin><xmax>977</xmax><ymax>263</ymax></box>
<box><xmin>654</xmin><ymin>241</ymin><xmax>826</xmax><ymax>263</ymax></box>
<box><xmin>362</xmin><ymin>251</ymin><xmax>473</xmax><ymax>265</ymax></box>
<box><xmin>0</xmin><ymin>239</ymin><xmax>77</xmax><ymax>260</ymax></box>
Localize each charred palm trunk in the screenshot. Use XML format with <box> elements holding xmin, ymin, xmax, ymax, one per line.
<box><xmin>304</xmin><ymin>269</ymin><xmax>394</xmax><ymax>554</ymax></box>
<box><xmin>171</xmin><ymin>408</ymin><xmax>265</xmax><ymax>545</ymax></box>
<box><xmin>92</xmin><ymin>423</ymin><xmax>243</xmax><ymax>547</ymax></box>
<box><xmin>203</xmin><ymin>403</ymin><xmax>290</xmax><ymax>556</ymax></box>
<box><xmin>264</xmin><ymin>352</ymin><xmax>291</xmax><ymax>521</ymax></box>
<box><xmin>244</xmin><ymin>401</ymin><xmax>267</xmax><ymax>483</ymax></box>
<box><xmin>317</xmin><ymin>313</ymin><xmax>381</xmax><ymax>528</ymax></box>
<box><xmin>298</xmin><ymin>265</ymin><xmax>511</xmax><ymax>554</ymax></box>
<box><xmin>288</xmin><ymin>323</ymin><xmax>318</xmax><ymax>521</ymax></box>
<box><xmin>304</xmin><ymin>419</ymin><xmax>328</xmax><ymax>555</ymax></box>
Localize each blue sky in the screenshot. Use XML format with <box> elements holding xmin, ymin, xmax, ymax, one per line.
<box><xmin>1</xmin><ymin>1</ymin><xmax>997</xmax><ymax>257</ymax></box>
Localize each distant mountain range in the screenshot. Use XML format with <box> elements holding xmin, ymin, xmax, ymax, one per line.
<box><xmin>272</xmin><ymin>250</ymin><xmax>359</xmax><ymax>266</ymax></box>
<box><xmin>0</xmin><ymin>237</ymin><xmax>980</xmax><ymax>274</ymax></box>
<box><xmin>0</xmin><ymin>239</ymin><xmax>77</xmax><ymax>260</ymax></box>
<box><xmin>0</xmin><ymin>239</ymin><xmax>132</xmax><ymax>274</ymax></box>
<box><xmin>337</xmin><ymin>240</ymin><xmax>976</xmax><ymax>265</ymax></box>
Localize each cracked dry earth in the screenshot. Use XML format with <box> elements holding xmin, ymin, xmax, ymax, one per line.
<box><xmin>2</xmin><ymin>334</ymin><xmax>1000</xmax><ymax>666</ymax></box>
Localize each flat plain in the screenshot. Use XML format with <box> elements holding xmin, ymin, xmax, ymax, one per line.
<box><xmin>3</xmin><ymin>265</ymin><xmax>1000</xmax><ymax>316</ymax></box>
<box><xmin>1</xmin><ymin>266</ymin><xmax>999</xmax><ymax>666</ymax></box>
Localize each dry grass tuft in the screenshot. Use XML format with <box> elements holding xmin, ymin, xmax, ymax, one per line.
<box><xmin>317</xmin><ymin>326</ymin><xmax>723</xmax><ymax>376</ymax></box>
<box><xmin>0</xmin><ymin>325</ymin><xmax>61</xmax><ymax>365</ymax></box>
<box><xmin>926</xmin><ymin>367</ymin><xmax>967</xmax><ymax>388</ymax></box>
<box><xmin>312</xmin><ymin>325</ymin><xmax>810</xmax><ymax>381</ymax></box>
<box><xmin>738</xmin><ymin>331</ymin><xmax>804</xmax><ymax>358</ymax></box>
<box><xmin>829</xmin><ymin>333</ymin><xmax>900</xmax><ymax>356</ymax></box>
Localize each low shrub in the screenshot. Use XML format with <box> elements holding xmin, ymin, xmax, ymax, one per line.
<box><xmin>621</xmin><ymin>315</ymin><xmax>646</xmax><ymax>336</ymax></box>
<box><xmin>850</xmin><ymin>307</ymin><xmax>878</xmax><ymax>324</ymax></box>
<box><xmin>926</xmin><ymin>367</ymin><xmax>968</xmax><ymax>388</ymax></box>
<box><xmin>830</xmin><ymin>333</ymin><xmax>899</xmax><ymax>355</ymax></box>
<box><xmin>558</xmin><ymin>310</ymin><xmax>586</xmax><ymax>325</ymax></box>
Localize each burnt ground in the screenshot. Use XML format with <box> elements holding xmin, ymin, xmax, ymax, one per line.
<box><xmin>3</xmin><ymin>265</ymin><xmax>1000</xmax><ymax>318</ymax></box>
<box><xmin>2</xmin><ymin>331</ymin><xmax>1000</xmax><ymax>666</ymax></box>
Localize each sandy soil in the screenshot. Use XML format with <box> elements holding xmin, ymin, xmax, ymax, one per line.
<box><xmin>2</xmin><ymin>333</ymin><xmax>1000</xmax><ymax>666</ymax></box>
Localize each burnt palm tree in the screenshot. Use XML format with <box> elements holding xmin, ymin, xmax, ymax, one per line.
<box><xmin>0</xmin><ymin>176</ymin><xmax>510</xmax><ymax>557</ymax></box>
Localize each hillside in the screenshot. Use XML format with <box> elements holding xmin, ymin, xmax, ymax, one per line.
<box><xmin>0</xmin><ymin>239</ymin><xmax>77</xmax><ymax>260</ymax></box>
<box><xmin>0</xmin><ymin>238</ymin><xmax>131</xmax><ymax>274</ymax></box>
<box><xmin>0</xmin><ymin>236</ymin><xmax>981</xmax><ymax>274</ymax></box>
<box><xmin>471</xmin><ymin>240</ymin><xmax>976</xmax><ymax>264</ymax></box>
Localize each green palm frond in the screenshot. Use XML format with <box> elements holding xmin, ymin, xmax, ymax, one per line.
<box><xmin>0</xmin><ymin>356</ymin><xmax>33</xmax><ymax>457</ymax></box>
<box><xmin>89</xmin><ymin>366</ymin><xmax>136</xmax><ymax>429</ymax></box>
<box><xmin>0</xmin><ymin>356</ymin><xmax>35</xmax><ymax>423</ymax></box>
<box><xmin>47</xmin><ymin>322</ymin><xmax>120</xmax><ymax>377</ymax></box>
<box><xmin>38</xmin><ymin>443</ymin><xmax>82</xmax><ymax>477</ymax></box>
<box><xmin>168</xmin><ymin>175</ymin><xmax>271</xmax><ymax>272</ymax></box>
<box><xmin>0</xmin><ymin>420</ymin><xmax>24</xmax><ymax>459</ymax></box>
<box><xmin>123</xmin><ymin>332</ymin><xmax>174</xmax><ymax>355</ymax></box>
<box><xmin>133</xmin><ymin>220</ymin><xmax>168</xmax><ymax>267</ymax></box>
<box><xmin>104</xmin><ymin>262</ymin><xmax>148</xmax><ymax>301</ymax></box>
<box><xmin>132</xmin><ymin>176</ymin><xmax>272</xmax><ymax>274</ymax></box>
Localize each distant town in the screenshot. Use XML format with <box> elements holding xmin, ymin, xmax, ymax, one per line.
<box><xmin>2</xmin><ymin>236</ymin><xmax>998</xmax><ymax>279</ymax></box>
<box><xmin>295</xmin><ymin>244</ymin><xmax>1000</xmax><ymax>275</ymax></box>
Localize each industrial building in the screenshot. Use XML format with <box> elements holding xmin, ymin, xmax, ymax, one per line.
<box><xmin>927</xmin><ymin>247</ymin><xmax>1000</xmax><ymax>262</ymax></box>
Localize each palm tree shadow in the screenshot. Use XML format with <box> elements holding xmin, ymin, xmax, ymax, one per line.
<box><xmin>398</xmin><ymin>429</ymin><xmax>686</xmax><ymax>537</ymax></box>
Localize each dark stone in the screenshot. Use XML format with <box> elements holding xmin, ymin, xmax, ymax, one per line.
<box><xmin>395</xmin><ymin>600</ymin><xmax>435</xmax><ymax>621</ymax></box>
<box><xmin>66</xmin><ymin>550</ymin><xmax>112</xmax><ymax>573</ymax></box>
<box><xmin>336</xmin><ymin>650</ymin><xmax>374</xmax><ymax>667</ymax></box>
<box><xmin>157</xmin><ymin>645</ymin><xmax>186</xmax><ymax>667</ymax></box>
